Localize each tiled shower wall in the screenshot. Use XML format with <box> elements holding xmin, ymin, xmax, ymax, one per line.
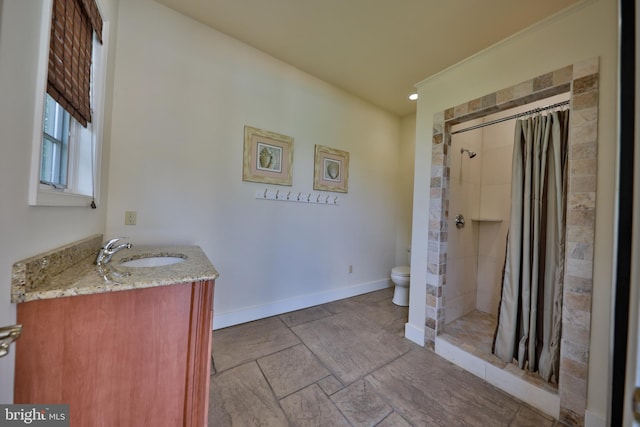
<box><xmin>427</xmin><ymin>58</ymin><xmax>599</xmax><ymax>426</ymax></box>
<box><xmin>444</xmin><ymin>122</ymin><xmax>482</xmax><ymax>323</ymax></box>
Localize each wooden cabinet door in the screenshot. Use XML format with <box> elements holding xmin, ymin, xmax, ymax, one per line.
<box><xmin>15</xmin><ymin>281</ymin><xmax>214</xmax><ymax>427</ymax></box>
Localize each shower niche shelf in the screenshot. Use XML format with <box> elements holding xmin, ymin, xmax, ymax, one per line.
<box><xmin>471</xmin><ymin>217</ymin><xmax>503</xmax><ymax>222</ymax></box>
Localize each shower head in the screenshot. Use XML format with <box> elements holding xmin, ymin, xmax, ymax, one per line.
<box><xmin>461</xmin><ymin>148</ymin><xmax>477</xmax><ymax>158</ymax></box>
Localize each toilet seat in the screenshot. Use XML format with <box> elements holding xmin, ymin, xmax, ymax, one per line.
<box><xmin>391</xmin><ymin>266</ymin><xmax>410</xmax><ymax>277</ymax></box>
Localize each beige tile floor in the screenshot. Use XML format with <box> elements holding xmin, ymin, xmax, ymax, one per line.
<box><xmin>209</xmin><ymin>288</ymin><xmax>565</xmax><ymax>426</ymax></box>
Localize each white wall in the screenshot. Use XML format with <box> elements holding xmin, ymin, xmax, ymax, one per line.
<box><xmin>106</xmin><ymin>0</ymin><xmax>405</xmax><ymax>328</ymax></box>
<box><xmin>396</xmin><ymin>114</ymin><xmax>416</xmax><ymax>266</ymax></box>
<box><xmin>409</xmin><ymin>0</ymin><xmax>617</xmax><ymax>422</ymax></box>
<box><xmin>0</xmin><ymin>0</ymin><xmax>119</xmax><ymax>403</ymax></box>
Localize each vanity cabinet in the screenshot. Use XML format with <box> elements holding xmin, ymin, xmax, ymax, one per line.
<box><xmin>14</xmin><ymin>279</ymin><xmax>214</xmax><ymax>427</ymax></box>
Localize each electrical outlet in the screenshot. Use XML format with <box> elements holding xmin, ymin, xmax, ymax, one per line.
<box><xmin>125</xmin><ymin>211</ymin><xmax>137</xmax><ymax>225</ymax></box>
<box><xmin>348</xmin><ymin>265</ymin><xmax>353</xmax><ymax>274</ymax></box>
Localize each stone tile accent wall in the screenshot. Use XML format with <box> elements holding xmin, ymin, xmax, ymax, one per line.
<box><xmin>428</xmin><ymin>58</ymin><xmax>599</xmax><ymax>426</ymax></box>
<box><xmin>559</xmin><ymin>58</ymin><xmax>599</xmax><ymax>426</ymax></box>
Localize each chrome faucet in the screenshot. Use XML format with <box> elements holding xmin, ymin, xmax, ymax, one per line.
<box><xmin>0</xmin><ymin>325</ymin><xmax>22</xmax><ymax>358</ymax></box>
<box><xmin>96</xmin><ymin>237</ymin><xmax>132</xmax><ymax>266</ymax></box>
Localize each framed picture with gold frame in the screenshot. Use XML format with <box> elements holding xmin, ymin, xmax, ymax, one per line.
<box><xmin>313</xmin><ymin>145</ymin><xmax>349</xmax><ymax>193</ymax></box>
<box><xmin>243</xmin><ymin>126</ymin><xmax>293</xmax><ymax>186</ymax></box>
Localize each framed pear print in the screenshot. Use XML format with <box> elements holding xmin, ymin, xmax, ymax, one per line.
<box><xmin>313</xmin><ymin>145</ymin><xmax>349</xmax><ymax>193</ymax></box>
<box><xmin>243</xmin><ymin>126</ymin><xmax>293</xmax><ymax>186</ymax></box>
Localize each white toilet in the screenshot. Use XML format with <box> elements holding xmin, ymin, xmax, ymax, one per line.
<box><xmin>390</xmin><ymin>265</ymin><xmax>410</xmax><ymax>306</ymax></box>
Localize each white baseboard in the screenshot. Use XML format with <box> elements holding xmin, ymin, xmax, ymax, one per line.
<box><xmin>404</xmin><ymin>322</ymin><xmax>425</xmax><ymax>346</ymax></box>
<box><xmin>584</xmin><ymin>409</ymin><xmax>606</xmax><ymax>427</ymax></box>
<box><xmin>213</xmin><ymin>279</ymin><xmax>392</xmax><ymax>330</ymax></box>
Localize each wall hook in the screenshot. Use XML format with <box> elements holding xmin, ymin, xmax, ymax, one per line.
<box><xmin>255</xmin><ymin>189</ymin><xmax>338</xmax><ymax>206</ymax></box>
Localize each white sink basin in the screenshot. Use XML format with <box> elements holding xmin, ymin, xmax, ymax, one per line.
<box><xmin>120</xmin><ymin>256</ymin><xmax>186</xmax><ymax>268</ymax></box>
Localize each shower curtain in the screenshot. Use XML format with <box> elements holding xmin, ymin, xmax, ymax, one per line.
<box><xmin>493</xmin><ymin>109</ymin><xmax>570</xmax><ymax>382</ymax></box>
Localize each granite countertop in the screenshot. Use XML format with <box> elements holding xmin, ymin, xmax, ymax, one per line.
<box><xmin>11</xmin><ymin>235</ymin><xmax>219</xmax><ymax>303</ymax></box>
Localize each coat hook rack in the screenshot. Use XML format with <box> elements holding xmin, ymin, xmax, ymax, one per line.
<box><xmin>255</xmin><ymin>189</ymin><xmax>339</xmax><ymax>205</ymax></box>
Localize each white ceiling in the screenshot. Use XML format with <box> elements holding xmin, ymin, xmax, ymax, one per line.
<box><xmin>154</xmin><ymin>0</ymin><xmax>580</xmax><ymax>116</ymax></box>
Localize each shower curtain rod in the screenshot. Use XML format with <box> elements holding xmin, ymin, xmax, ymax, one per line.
<box><xmin>450</xmin><ymin>100</ymin><xmax>570</xmax><ymax>135</ymax></box>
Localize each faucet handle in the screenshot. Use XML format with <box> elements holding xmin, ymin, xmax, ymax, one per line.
<box><xmin>104</xmin><ymin>237</ymin><xmax>127</xmax><ymax>249</ymax></box>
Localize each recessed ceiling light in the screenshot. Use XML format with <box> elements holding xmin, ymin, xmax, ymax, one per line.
<box><xmin>408</xmin><ymin>93</ymin><xmax>418</xmax><ymax>101</ymax></box>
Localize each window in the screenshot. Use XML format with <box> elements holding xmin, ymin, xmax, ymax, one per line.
<box><xmin>41</xmin><ymin>94</ymin><xmax>70</xmax><ymax>188</ymax></box>
<box><xmin>29</xmin><ymin>0</ymin><xmax>108</xmax><ymax>207</ymax></box>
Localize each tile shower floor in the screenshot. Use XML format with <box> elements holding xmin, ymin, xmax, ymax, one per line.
<box><xmin>440</xmin><ymin>310</ymin><xmax>559</xmax><ymax>394</ymax></box>
<box><xmin>209</xmin><ymin>288</ymin><xmax>565</xmax><ymax>426</ymax></box>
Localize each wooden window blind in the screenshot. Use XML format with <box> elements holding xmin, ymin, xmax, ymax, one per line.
<box><xmin>47</xmin><ymin>0</ymin><xmax>103</xmax><ymax>127</ymax></box>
